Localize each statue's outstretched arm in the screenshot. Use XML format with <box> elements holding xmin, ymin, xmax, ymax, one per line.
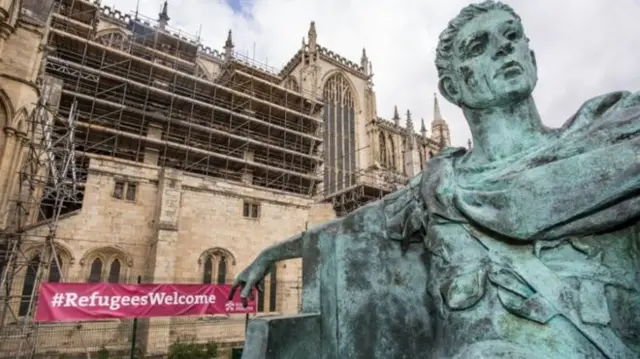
<box><xmin>230</xmin><ymin>172</ymin><xmax>428</xmax><ymax>303</ymax></box>
<box><xmin>229</xmin><ymin>231</ymin><xmax>305</xmax><ymax>302</ymax></box>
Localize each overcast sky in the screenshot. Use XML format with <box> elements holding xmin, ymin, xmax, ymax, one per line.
<box><xmin>102</xmin><ymin>0</ymin><xmax>640</xmax><ymax>147</ymax></box>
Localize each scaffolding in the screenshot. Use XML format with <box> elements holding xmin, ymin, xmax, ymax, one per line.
<box><xmin>44</xmin><ymin>0</ymin><xmax>324</xmax><ymax>199</ymax></box>
<box><xmin>0</xmin><ymin>73</ymin><xmax>89</xmax><ymax>357</ymax></box>
<box><xmin>0</xmin><ymin>0</ymin><xmax>413</xmax><ymax>355</ymax></box>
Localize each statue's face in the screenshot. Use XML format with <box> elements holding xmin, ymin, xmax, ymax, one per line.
<box><xmin>443</xmin><ymin>10</ymin><xmax>538</xmax><ymax>109</ymax></box>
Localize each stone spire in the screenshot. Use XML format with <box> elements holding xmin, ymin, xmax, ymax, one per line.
<box><xmin>308</xmin><ymin>21</ymin><xmax>317</xmax><ymax>53</ymax></box>
<box><xmin>433</xmin><ymin>92</ymin><xmax>444</xmax><ymax>124</ymax></box>
<box><xmin>225</xmin><ymin>29</ymin><xmax>234</xmax><ymax>49</ymax></box>
<box><xmin>467</xmin><ymin>139</ymin><xmax>472</xmax><ymax>149</ymax></box>
<box><xmin>361</xmin><ymin>48</ymin><xmax>369</xmax><ymax>76</ymax></box>
<box><xmin>403</xmin><ymin>109</ymin><xmax>421</xmax><ymax>176</ymax></box>
<box><xmin>392</xmin><ymin>105</ymin><xmax>400</xmax><ymax>126</ymax></box>
<box><xmin>405</xmin><ymin>110</ymin><xmax>415</xmax><ymax>150</ymax></box>
<box><xmin>224</xmin><ymin>30</ymin><xmax>234</xmax><ymax>61</ymax></box>
<box><xmin>431</xmin><ymin>93</ymin><xmax>451</xmax><ymax>148</ymax></box>
<box><xmin>420</xmin><ymin>118</ymin><xmax>427</xmax><ymax>137</ymax></box>
<box><xmin>158</xmin><ymin>1</ymin><xmax>169</xmax><ymax>30</ymax></box>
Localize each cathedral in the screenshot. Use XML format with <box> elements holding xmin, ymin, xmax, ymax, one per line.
<box><xmin>0</xmin><ymin>0</ymin><xmax>451</xmax><ymax>357</ymax></box>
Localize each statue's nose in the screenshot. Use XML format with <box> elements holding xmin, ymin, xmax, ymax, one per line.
<box><xmin>493</xmin><ymin>41</ymin><xmax>514</xmax><ymax>60</ymax></box>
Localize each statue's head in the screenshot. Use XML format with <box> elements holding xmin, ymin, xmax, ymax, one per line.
<box><xmin>436</xmin><ymin>1</ymin><xmax>538</xmax><ymax>109</ymax></box>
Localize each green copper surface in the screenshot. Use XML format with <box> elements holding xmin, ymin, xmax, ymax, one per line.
<box><xmin>234</xmin><ymin>1</ymin><xmax>640</xmax><ymax>358</ymax></box>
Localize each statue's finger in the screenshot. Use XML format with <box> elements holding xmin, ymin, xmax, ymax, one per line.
<box><xmin>240</xmin><ymin>280</ymin><xmax>254</xmax><ymax>299</ymax></box>
<box><xmin>256</xmin><ymin>280</ymin><xmax>264</xmax><ymax>293</ymax></box>
<box><xmin>229</xmin><ymin>281</ymin><xmax>245</xmax><ymax>301</ymax></box>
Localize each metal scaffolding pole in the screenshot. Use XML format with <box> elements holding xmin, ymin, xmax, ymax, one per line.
<box><xmin>0</xmin><ymin>78</ymin><xmax>89</xmax><ymax>358</ymax></box>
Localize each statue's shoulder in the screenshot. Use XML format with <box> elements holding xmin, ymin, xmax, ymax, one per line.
<box><xmin>426</xmin><ymin>146</ymin><xmax>468</xmax><ymax>174</ymax></box>
<box><xmin>559</xmin><ymin>91</ymin><xmax>640</xmax><ymax>133</ymax></box>
<box><xmin>432</xmin><ymin>146</ymin><xmax>468</xmax><ymax>160</ymax></box>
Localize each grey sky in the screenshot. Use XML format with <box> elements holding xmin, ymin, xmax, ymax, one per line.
<box><xmin>102</xmin><ymin>0</ymin><xmax>640</xmax><ymax>147</ymax></box>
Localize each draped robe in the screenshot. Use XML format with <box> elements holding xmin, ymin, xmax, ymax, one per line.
<box><xmin>385</xmin><ymin>91</ymin><xmax>640</xmax><ymax>359</ymax></box>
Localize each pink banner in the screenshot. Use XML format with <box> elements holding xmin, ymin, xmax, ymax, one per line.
<box><xmin>35</xmin><ymin>282</ymin><xmax>257</xmax><ymax>322</ymax></box>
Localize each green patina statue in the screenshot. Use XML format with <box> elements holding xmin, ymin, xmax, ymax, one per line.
<box><xmin>232</xmin><ymin>1</ymin><xmax>640</xmax><ymax>358</ymax></box>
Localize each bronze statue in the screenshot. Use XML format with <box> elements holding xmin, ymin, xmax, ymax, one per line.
<box><xmin>234</xmin><ymin>1</ymin><xmax>640</xmax><ymax>358</ymax></box>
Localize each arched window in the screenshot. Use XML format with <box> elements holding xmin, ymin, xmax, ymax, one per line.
<box><xmin>217</xmin><ymin>257</ymin><xmax>228</xmax><ymax>284</ymax></box>
<box><xmin>47</xmin><ymin>254</ymin><xmax>63</xmax><ymax>283</ymax></box>
<box><xmin>0</xmin><ymin>90</ymin><xmax>11</xmax><ymax>161</ymax></box>
<box><xmin>379</xmin><ymin>132</ymin><xmax>387</xmax><ymax>166</ymax></box>
<box><xmin>388</xmin><ymin>136</ymin><xmax>396</xmax><ymax>170</ymax></box>
<box><xmin>88</xmin><ymin>258</ymin><xmax>102</xmax><ymax>283</ymax></box>
<box><xmin>323</xmin><ymin>74</ymin><xmax>356</xmax><ymax>195</ymax></box>
<box><xmin>108</xmin><ymin>259</ymin><xmax>121</xmax><ymax>283</ymax></box>
<box><xmin>81</xmin><ymin>246</ymin><xmax>132</xmax><ymax>283</ymax></box>
<box><xmin>18</xmin><ymin>245</ymin><xmax>72</xmax><ymax>316</ymax></box>
<box><xmin>419</xmin><ymin>147</ymin><xmax>425</xmax><ymax>171</ymax></box>
<box><xmin>199</xmin><ymin>248</ymin><xmax>236</xmax><ymax>285</ymax></box>
<box><xmin>19</xmin><ymin>256</ymin><xmax>40</xmax><ymax>316</ymax></box>
<box><xmin>203</xmin><ymin>257</ymin><xmax>213</xmax><ymax>284</ymax></box>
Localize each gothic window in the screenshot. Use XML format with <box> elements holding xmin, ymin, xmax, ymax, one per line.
<box><xmin>18</xmin><ymin>252</ymin><xmax>66</xmax><ymax>316</ymax></box>
<box><xmin>88</xmin><ymin>258</ymin><xmax>102</xmax><ymax>283</ymax></box>
<box><xmin>419</xmin><ymin>147</ymin><xmax>425</xmax><ymax>171</ymax></box>
<box><xmin>388</xmin><ymin>136</ymin><xmax>396</xmax><ymax>170</ymax></box>
<box><xmin>0</xmin><ymin>92</ymin><xmax>9</xmax><ymax>161</ymax></box>
<box><xmin>323</xmin><ymin>74</ymin><xmax>357</xmax><ymax>196</ymax></box>
<box><xmin>48</xmin><ymin>255</ymin><xmax>62</xmax><ymax>283</ymax></box>
<box><xmin>379</xmin><ymin>132</ymin><xmax>387</xmax><ymax>166</ymax></box>
<box><xmin>217</xmin><ymin>257</ymin><xmax>227</xmax><ymax>284</ymax></box>
<box><xmin>81</xmin><ymin>247</ymin><xmax>132</xmax><ymax>283</ymax></box>
<box><xmin>200</xmin><ymin>248</ymin><xmax>235</xmax><ymax>285</ymax></box>
<box><xmin>203</xmin><ymin>257</ymin><xmax>213</xmax><ymax>284</ymax></box>
<box><xmin>402</xmin><ymin>139</ymin><xmax>406</xmax><ymax>174</ymax></box>
<box><xmin>108</xmin><ymin>259</ymin><xmax>121</xmax><ymax>283</ymax></box>
<box><xmin>19</xmin><ymin>256</ymin><xmax>40</xmax><ymax>316</ymax></box>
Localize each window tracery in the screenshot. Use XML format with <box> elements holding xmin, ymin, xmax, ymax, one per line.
<box><xmin>199</xmin><ymin>248</ymin><xmax>236</xmax><ymax>284</ymax></box>
<box><xmin>80</xmin><ymin>246</ymin><xmax>132</xmax><ymax>283</ymax></box>
<box><xmin>322</xmin><ymin>73</ymin><xmax>357</xmax><ymax>195</ymax></box>
<box><xmin>388</xmin><ymin>135</ymin><xmax>396</xmax><ymax>169</ymax></box>
<box><xmin>379</xmin><ymin>132</ymin><xmax>387</xmax><ymax>166</ymax></box>
<box><xmin>18</xmin><ymin>245</ymin><xmax>72</xmax><ymax>316</ymax></box>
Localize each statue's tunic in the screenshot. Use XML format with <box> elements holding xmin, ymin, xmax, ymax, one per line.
<box><xmin>387</xmin><ymin>92</ymin><xmax>640</xmax><ymax>359</ymax></box>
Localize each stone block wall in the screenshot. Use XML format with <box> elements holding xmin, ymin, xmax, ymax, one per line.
<box><xmin>0</xmin><ymin>155</ymin><xmax>336</xmax><ymax>358</ymax></box>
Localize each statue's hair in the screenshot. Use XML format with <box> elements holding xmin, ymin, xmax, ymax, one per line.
<box><xmin>435</xmin><ymin>1</ymin><xmax>521</xmax><ymax>80</ymax></box>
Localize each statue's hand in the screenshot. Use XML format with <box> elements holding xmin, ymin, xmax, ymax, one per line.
<box><xmin>228</xmin><ymin>256</ymin><xmax>271</xmax><ymax>307</ymax></box>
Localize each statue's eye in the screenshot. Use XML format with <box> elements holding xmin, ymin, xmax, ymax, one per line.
<box><xmin>469</xmin><ymin>42</ymin><xmax>484</xmax><ymax>56</ymax></box>
<box><xmin>505</xmin><ymin>30</ymin><xmax>520</xmax><ymax>41</ymax></box>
